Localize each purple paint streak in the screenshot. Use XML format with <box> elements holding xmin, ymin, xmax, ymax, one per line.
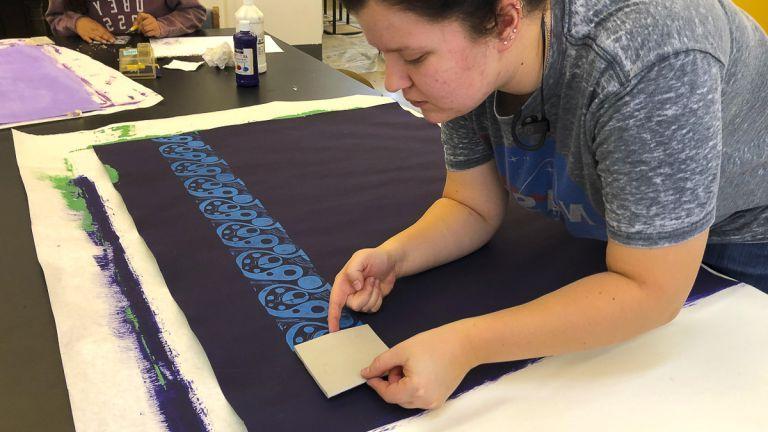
<box><xmin>0</xmin><ymin>44</ymin><xmax>101</xmax><ymax>124</ymax></box>
<box><xmin>58</xmin><ymin>62</ymin><xmax>112</xmax><ymax>105</ymax></box>
<box><xmin>71</xmin><ymin>176</ymin><xmax>209</xmax><ymax>431</ymax></box>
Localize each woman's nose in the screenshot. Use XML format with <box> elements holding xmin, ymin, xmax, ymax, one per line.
<box><xmin>383</xmin><ymin>60</ymin><xmax>412</xmax><ymax>93</ymax></box>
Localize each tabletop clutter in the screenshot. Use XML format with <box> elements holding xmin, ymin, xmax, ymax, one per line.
<box><xmin>201</xmin><ymin>0</ymin><xmax>266</xmax><ymax>87</ymax></box>
<box><xmin>107</xmin><ymin>0</ymin><xmax>268</xmax><ymax>87</ymax></box>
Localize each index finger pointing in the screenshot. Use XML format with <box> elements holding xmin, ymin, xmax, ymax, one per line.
<box><xmin>327</xmin><ymin>280</ymin><xmax>350</xmax><ymax>332</ymax></box>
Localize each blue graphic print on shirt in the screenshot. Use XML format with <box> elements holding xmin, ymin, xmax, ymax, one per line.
<box><xmin>493</xmin><ymin>137</ymin><xmax>607</xmax><ymax>241</ymax></box>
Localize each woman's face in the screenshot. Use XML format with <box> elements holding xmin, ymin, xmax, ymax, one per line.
<box><xmin>356</xmin><ymin>0</ymin><xmax>504</xmax><ymax>124</ymax></box>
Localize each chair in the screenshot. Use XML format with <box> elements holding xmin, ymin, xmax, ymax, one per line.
<box><xmin>202</xmin><ymin>6</ymin><xmax>220</xmax><ymax>30</ymax></box>
<box><xmin>336</xmin><ymin>68</ymin><xmax>374</xmax><ymax>89</ymax></box>
<box><xmin>323</xmin><ymin>0</ymin><xmax>361</xmax><ymax>35</ymax></box>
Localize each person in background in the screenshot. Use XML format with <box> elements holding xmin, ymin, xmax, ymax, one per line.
<box><xmin>46</xmin><ymin>0</ymin><xmax>207</xmax><ymax>43</ymax></box>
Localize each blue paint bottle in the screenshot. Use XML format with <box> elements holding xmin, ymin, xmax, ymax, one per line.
<box><xmin>233</xmin><ymin>20</ymin><xmax>259</xmax><ymax>87</ymax></box>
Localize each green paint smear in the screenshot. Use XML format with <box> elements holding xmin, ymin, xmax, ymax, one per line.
<box><xmin>141</xmin><ymin>336</ymin><xmax>154</xmax><ymax>360</ymax></box>
<box><xmin>274</xmin><ymin>109</ymin><xmax>330</xmax><ymax>119</ymax></box>
<box><xmin>153</xmin><ymin>364</ymin><xmax>167</xmax><ymax>389</ymax></box>
<box><xmin>46</xmin><ymin>159</ymin><xmax>94</xmax><ymax>232</ymax></box>
<box><xmin>95</xmin><ymin>124</ymin><xmax>136</xmax><ymax>139</ymax></box>
<box><xmin>125</xmin><ymin>306</ymin><xmax>139</xmax><ymax>330</ymax></box>
<box><xmin>103</xmin><ymin>164</ymin><xmax>119</xmax><ymax>183</ymax></box>
<box><xmin>125</xmin><ymin>307</ymin><xmax>167</xmax><ymax>391</ymax></box>
<box><xmin>81</xmin><ymin>132</ymin><xmax>171</xmax><ymax>149</ymax></box>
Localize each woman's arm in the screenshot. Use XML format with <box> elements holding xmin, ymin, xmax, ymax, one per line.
<box><xmin>327</xmin><ymin>160</ymin><xmax>508</xmax><ymax>331</ymax></box>
<box><xmin>464</xmin><ymin>230</ymin><xmax>708</xmax><ymax>365</ymax></box>
<box><xmin>382</xmin><ymin>160</ymin><xmax>509</xmax><ymax>279</ymax></box>
<box><xmin>363</xmin><ymin>230</ymin><xmax>709</xmax><ymax>409</ymax></box>
<box><xmin>45</xmin><ymin>0</ymin><xmax>83</xmax><ymax>37</ymax></box>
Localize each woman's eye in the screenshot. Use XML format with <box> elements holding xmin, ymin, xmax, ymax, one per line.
<box><xmin>405</xmin><ymin>54</ymin><xmax>427</xmax><ymax>65</ymax></box>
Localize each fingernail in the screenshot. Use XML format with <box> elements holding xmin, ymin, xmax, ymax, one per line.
<box><xmin>361</xmin><ymin>367</ymin><xmax>369</xmax><ymax>374</ymax></box>
<box><xmin>353</xmin><ymin>280</ymin><xmax>362</xmax><ymax>290</ymax></box>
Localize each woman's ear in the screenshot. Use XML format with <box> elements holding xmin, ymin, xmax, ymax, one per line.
<box><xmin>495</xmin><ymin>0</ymin><xmax>523</xmax><ymax>51</ymax></box>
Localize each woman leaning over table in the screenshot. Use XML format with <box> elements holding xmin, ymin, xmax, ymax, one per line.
<box><xmin>327</xmin><ymin>0</ymin><xmax>768</xmax><ymax>410</ymax></box>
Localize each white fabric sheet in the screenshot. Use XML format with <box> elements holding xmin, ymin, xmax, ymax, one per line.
<box><xmin>12</xmin><ymin>95</ymin><xmax>768</xmax><ymax>431</ymax></box>
<box><xmin>150</xmin><ymin>35</ymin><xmax>282</xmax><ymax>58</ymax></box>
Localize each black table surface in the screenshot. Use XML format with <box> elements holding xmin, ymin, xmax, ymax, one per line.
<box><xmin>0</xmin><ymin>29</ymin><xmax>378</xmax><ymax>432</ymax></box>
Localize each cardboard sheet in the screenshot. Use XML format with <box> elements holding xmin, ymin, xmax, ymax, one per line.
<box><xmin>295</xmin><ymin>325</ymin><xmax>389</xmax><ymax>398</ymax></box>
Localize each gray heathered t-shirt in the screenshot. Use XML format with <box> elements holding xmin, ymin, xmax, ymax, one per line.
<box><xmin>442</xmin><ymin>0</ymin><xmax>768</xmax><ymax>247</ymax></box>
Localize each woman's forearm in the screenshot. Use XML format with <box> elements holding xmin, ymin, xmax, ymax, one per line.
<box><xmin>380</xmin><ymin>196</ymin><xmax>503</xmax><ymax>278</ymax></box>
<box><xmin>459</xmin><ymin>271</ymin><xmax>685</xmax><ymax>367</ymax></box>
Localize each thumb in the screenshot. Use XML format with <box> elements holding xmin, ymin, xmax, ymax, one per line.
<box><xmin>361</xmin><ymin>347</ymin><xmax>404</xmax><ymax>379</ymax></box>
<box><xmin>345</xmin><ymin>254</ymin><xmax>370</xmax><ymax>291</ymax></box>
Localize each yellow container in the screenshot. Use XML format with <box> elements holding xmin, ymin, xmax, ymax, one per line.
<box><xmin>119</xmin><ymin>43</ymin><xmax>157</xmax><ymax>79</ymax></box>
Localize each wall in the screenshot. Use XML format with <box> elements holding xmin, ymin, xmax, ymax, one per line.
<box><xmin>198</xmin><ymin>0</ymin><xmax>322</xmax><ymax>45</ymax></box>
<box><xmin>733</xmin><ymin>0</ymin><xmax>768</xmax><ymax>30</ymax></box>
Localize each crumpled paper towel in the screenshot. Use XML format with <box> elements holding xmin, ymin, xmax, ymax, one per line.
<box><xmin>202</xmin><ymin>42</ymin><xmax>235</xmax><ymax>69</ymax></box>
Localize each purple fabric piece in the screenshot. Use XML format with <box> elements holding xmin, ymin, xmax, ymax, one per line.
<box><xmin>0</xmin><ymin>44</ymin><xmax>101</xmax><ymax>125</ymax></box>
<box><xmin>94</xmin><ymin>104</ymin><xmax>736</xmax><ymax>431</ymax></box>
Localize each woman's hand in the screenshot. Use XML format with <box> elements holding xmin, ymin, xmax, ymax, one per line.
<box><xmin>75</xmin><ymin>17</ymin><xmax>115</xmax><ymax>43</ymax></box>
<box><xmin>327</xmin><ymin>247</ymin><xmax>398</xmax><ymax>332</ymax></box>
<box><xmin>361</xmin><ymin>322</ymin><xmax>477</xmax><ymax>410</ymax></box>
<box><xmin>134</xmin><ymin>12</ymin><xmax>162</xmax><ymax>38</ymax></box>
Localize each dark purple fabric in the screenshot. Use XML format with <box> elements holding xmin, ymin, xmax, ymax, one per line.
<box><xmin>0</xmin><ymin>44</ymin><xmax>101</xmax><ymax>125</ymax></box>
<box><xmin>94</xmin><ymin>103</ymin><xmax>735</xmax><ymax>431</ymax></box>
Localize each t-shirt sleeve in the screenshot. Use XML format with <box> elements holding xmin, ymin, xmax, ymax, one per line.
<box><xmin>157</xmin><ymin>0</ymin><xmax>207</xmax><ymax>38</ymax></box>
<box><xmin>593</xmin><ymin>51</ymin><xmax>724</xmax><ymax>248</ymax></box>
<box><xmin>441</xmin><ymin>112</ymin><xmax>494</xmax><ymax>171</ymax></box>
<box><xmin>45</xmin><ymin>0</ymin><xmax>82</xmax><ymax>37</ymax></box>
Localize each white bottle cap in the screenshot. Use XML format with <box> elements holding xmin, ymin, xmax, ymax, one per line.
<box><xmin>238</xmin><ymin>20</ymin><xmax>251</xmax><ymax>32</ymax></box>
<box><xmin>243</xmin><ymin>0</ymin><xmax>254</xmax><ymax>5</ymax></box>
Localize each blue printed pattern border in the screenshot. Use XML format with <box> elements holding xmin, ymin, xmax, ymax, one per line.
<box><xmin>155</xmin><ymin>133</ymin><xmax>360</xmax><ymax>349</ymax></box>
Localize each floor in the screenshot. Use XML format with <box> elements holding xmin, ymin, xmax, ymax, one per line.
<box><xmin>321</xmin><ymin>8</ymin><xmax>418</xmax><ymax>112</ymax></box>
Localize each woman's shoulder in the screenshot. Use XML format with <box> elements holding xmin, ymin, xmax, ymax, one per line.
<box><xmin>561</xmin><ymin>0</ymin><xmax>731</xmax><ymax>82</ymax></box>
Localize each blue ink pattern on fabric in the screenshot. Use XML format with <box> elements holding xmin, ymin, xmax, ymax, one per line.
<box><xmin>155</xmin><ymin>133</ymin><xmax>360</xmax><ymax>349</ymax></box>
